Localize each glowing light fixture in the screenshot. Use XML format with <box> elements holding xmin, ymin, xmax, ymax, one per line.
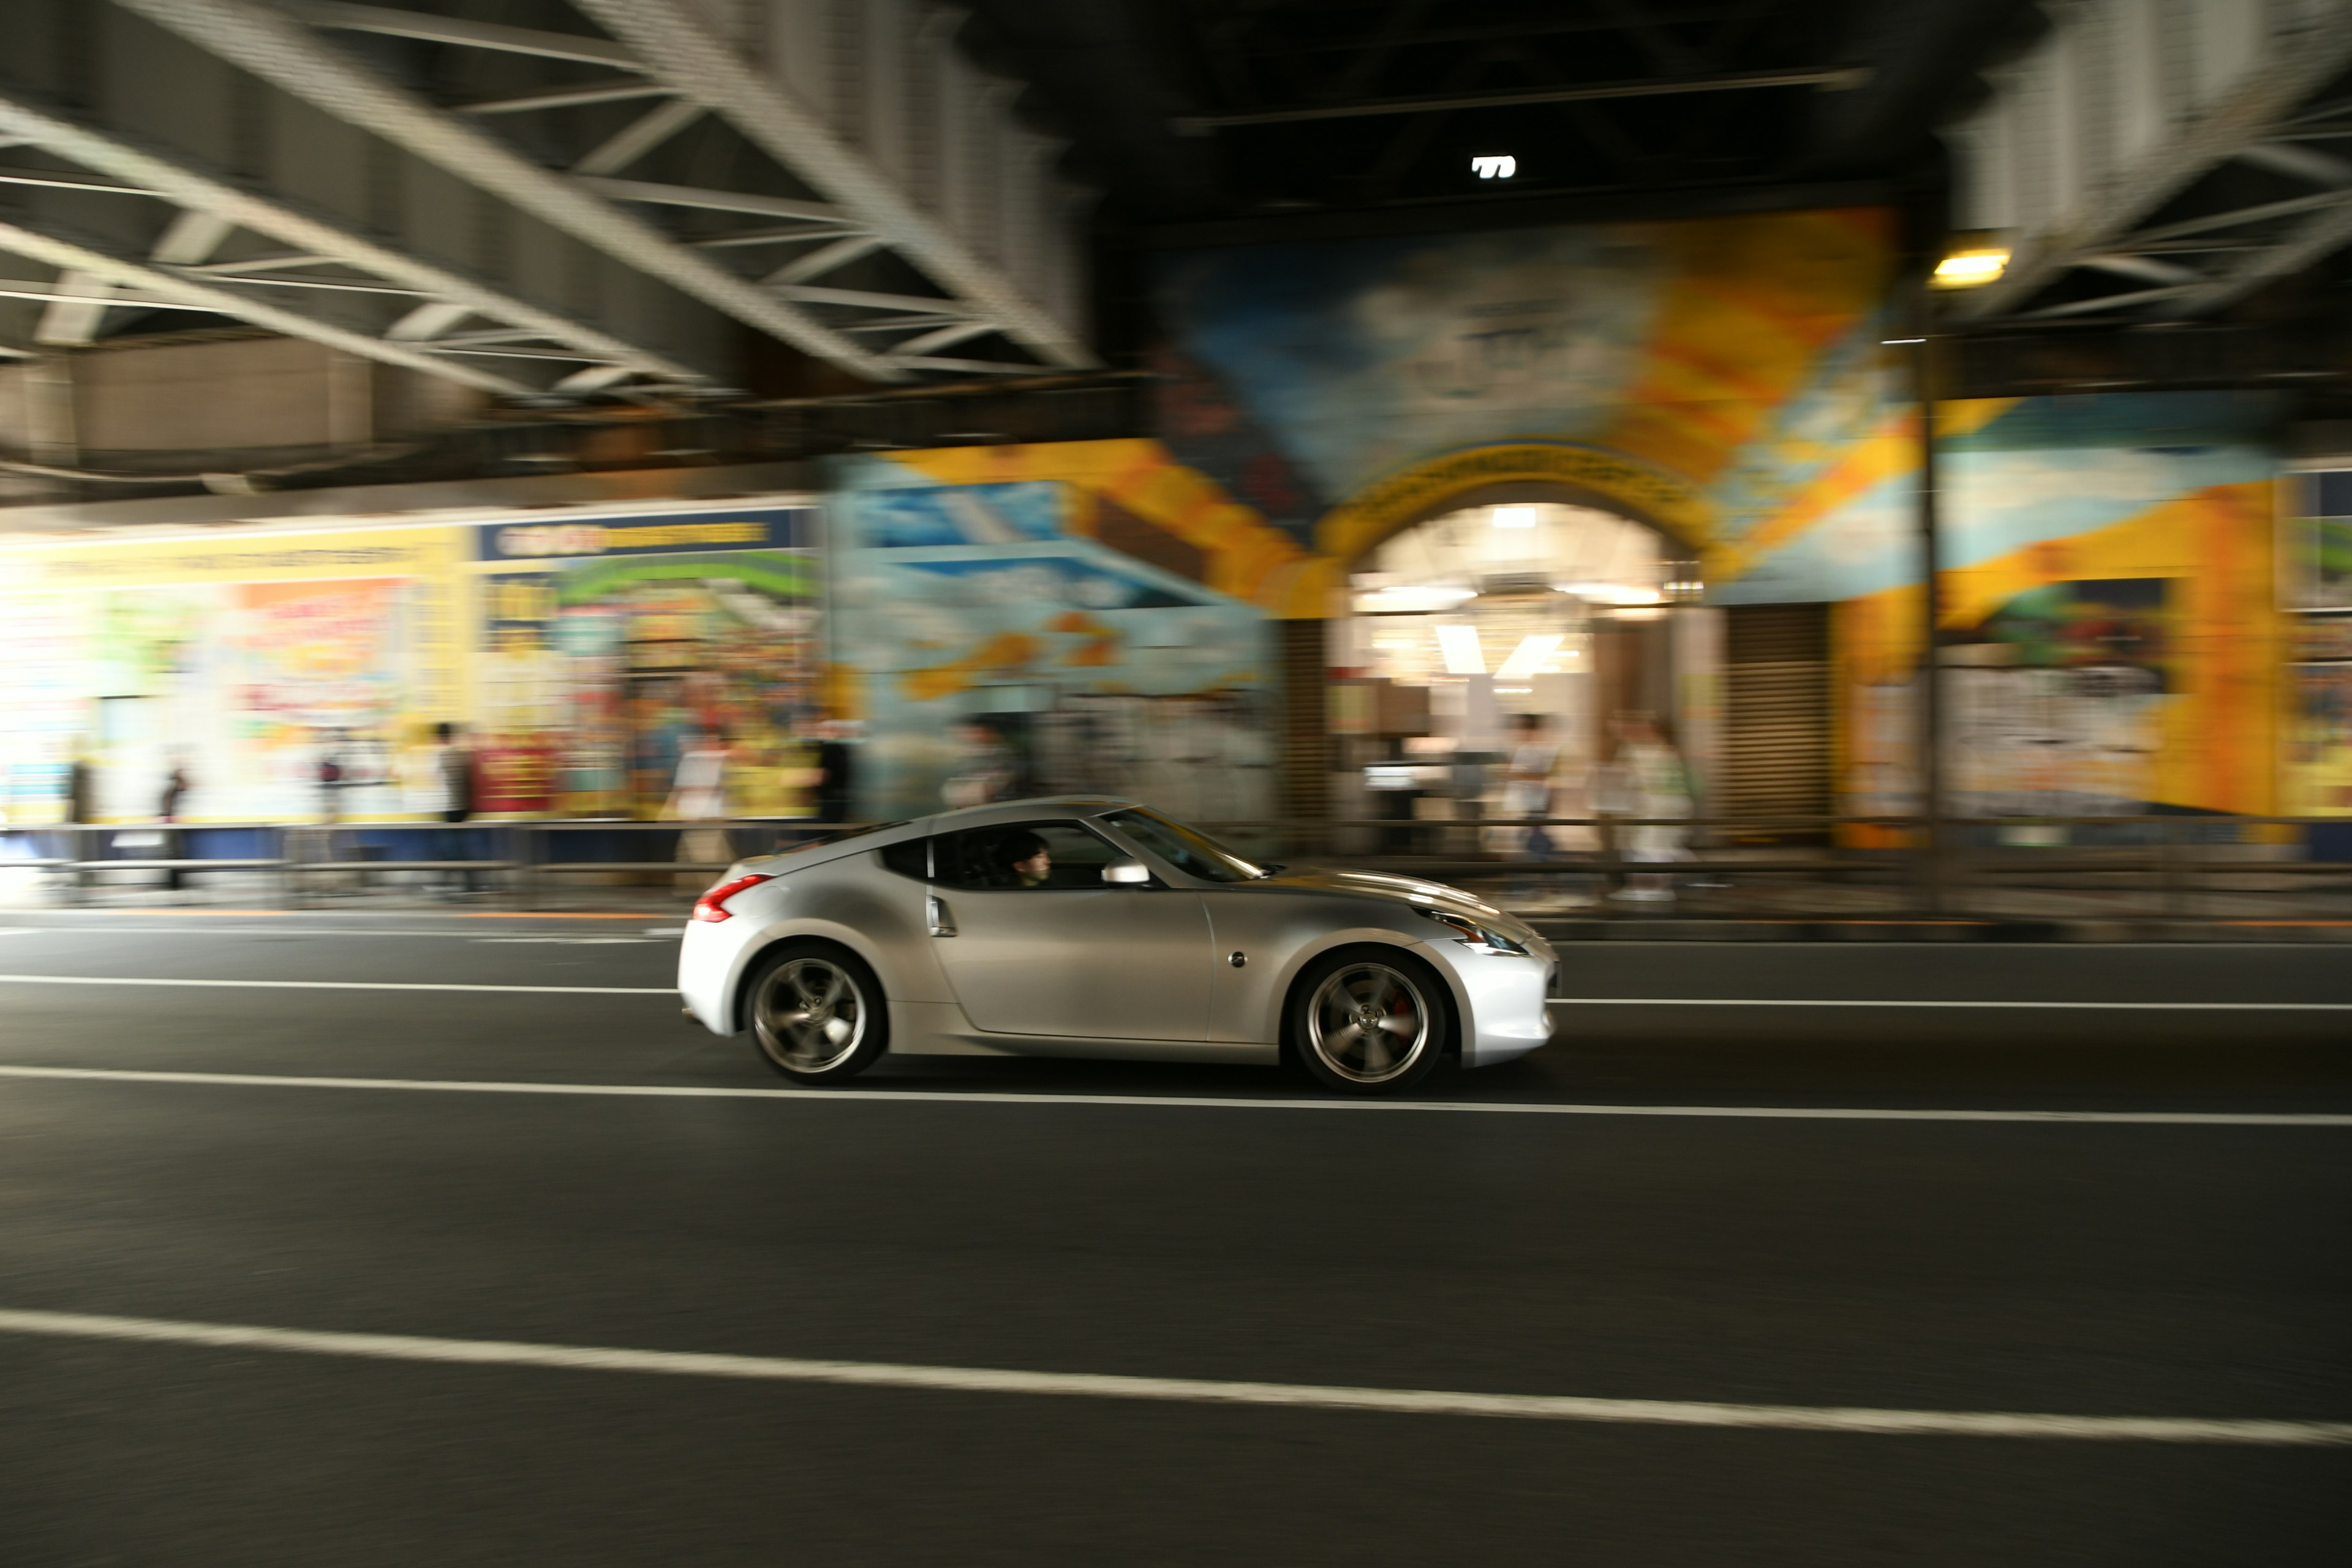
<box><xmin>1354</xmin><ymin>583</ymin><xmax>1476</xmax><ymax>614</ymax></box>
<box><xmin>1490</xmin><ymin>505</ymin><xmax>1538</xmax><ymax>529</ymax></box>
<box><xmin>1559</xmin><ymin>582</ymin><xmax>1665</xmax><ymax>606</ymax></box>
<box><xmin>1932</xmin><ymin>248</ymin><xmax>2008</xmax><ymax>288</ymax></box>
<box><xmin>1471</xmin><ymin>155</ymin><xmax>1517</xmax><ymax>179</ymax></box>
<box><xmin>1434</xmin><ymin>622</ymin><xmax>1486</xmax><ymax>675</ymax></box>
<box><xmin>1495</xmin><ymin>633</ymin><xmax>1564</xmax><ymax>680</ymax></box>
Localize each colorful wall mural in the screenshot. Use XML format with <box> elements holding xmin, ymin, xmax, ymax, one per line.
<box><xmin>828</xmin><ymin>446</ymin><xmax>1293</xmax><ymax>823</ymax></box>
<box><xmin>1153</xmin><ymin>207</ymin><xmax>1907</xmax><ymax>599</ymax></box>
<box><xmin>1838</xmin><ymin>393</ymin><xmax>2281</xmax><ymax>821</ymax></box>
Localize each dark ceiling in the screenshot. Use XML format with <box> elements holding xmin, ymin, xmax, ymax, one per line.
<box><xmin>958</xmin><ymin>0</ymin><xmax>2046</xmax><ymax>233</ymax></box>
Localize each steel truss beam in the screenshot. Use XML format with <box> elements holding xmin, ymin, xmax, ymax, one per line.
<box><xmin>570</xmin><ymin>0</ymin><xmax>1092</xmax><ymax>375</ymax></box>
<box><xmin>0</xmin><ymin>90</ymin><xmax>704</xmax><ymax>396</ymax></box>
<box><xmin>115</xmin><ymin>0</ymin><xmax>903</xmax><ymax>381</ymax></box>
<box><xmin>0</xmin><ymin>221</ymin><xmax>530</xmax><ymax>395</ymax></box>
<box><xmin>1956</xmin><ymin>5</ymin><xmax>2352</xmax><ymax>323</ymax></box>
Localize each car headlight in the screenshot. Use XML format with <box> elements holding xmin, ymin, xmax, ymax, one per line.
<box><xmin>1418</xmin><ymin>907</ymin><xmax>1528</xmax><ymax>954</ymax></box>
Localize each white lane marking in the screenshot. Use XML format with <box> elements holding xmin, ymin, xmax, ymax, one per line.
<box><xmin>4</xmin><ymin>1066</ymin><xmax>2348</xmax><ymax>1126</ymax></box>
<box><xmin>0</xmin><ymin>975</ymin><xmax>673</xmax><ymax>996</ymax></box>
<box><xmin>1552</xmin><ymin>998</ymin><xmax>2352</xmax><ymax>1011</ymax></box>
<box><xmin>0</xmin><ymin>1308</ymin><xmax>2340</xmax><ymax>1446</ymax></box>
<box><xmin>475</xmin><ymin>937</ymin><xmax>654</xmax><ymax>945</ymax></box>
<box><xmin>644</xmin><ymin>927</ymin><xmax>686</xmax><ymax>937</ymax></box>
<box><xmin>0</xmin><ymin>929</ymin><xmax>35</xmax><ymax>937</ymax></box>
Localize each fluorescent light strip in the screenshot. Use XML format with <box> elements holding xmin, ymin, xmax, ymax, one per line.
<box><xmin>1495</xmin><ymin>633</ymin><xmax>1564</xmax><ymax>680</ymax></box>
<box><xmin>1434</xmin><ymin>623</ymin><xmax>1485</xmax><ymax>675</ymax></box>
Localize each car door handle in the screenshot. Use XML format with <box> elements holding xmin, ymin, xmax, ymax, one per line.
<box><xmin>927</xmin><ymin>893</ymin><xmax>957</xmax><ymax>937</ymax></box>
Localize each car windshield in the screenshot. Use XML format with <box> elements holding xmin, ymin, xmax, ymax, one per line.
<box><xmin>1102</xmin><ymin>809</ymin><xmax>1267</xmax><ymax>883</ymax></box>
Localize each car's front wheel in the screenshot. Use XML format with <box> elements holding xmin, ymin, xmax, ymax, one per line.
<box><xmin>746</xmin><ymin>942</ymin><xmax>889</xmax><ymax>1084</ymax></box>
<box><xmin>1287</xmin><ymin>949</ymin><xmax>1448</xmax><ymax>1095</ymax></box>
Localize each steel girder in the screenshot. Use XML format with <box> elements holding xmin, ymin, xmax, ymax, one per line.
<box><xmin>116</xmin><ymin>0</ymin><xmax>1091</xmax><ymax>382</ymax></box>
<box><xmin>1949</xmin><ymin>0</ymin><xmax>2352</xmax><ymax>323</ymax></box>
<box><xmin>113</xmin><ymin>0</ymin><xmax>905</xmax><ymax>381</ymax></box>
<box><xmin>570</xmin><ymin>0</ymin><xmax>1094</xmax><ymax>372</ymax></box>
<box><xmin>0</xmin><ymin>92</ymin><xmax>701</xmax><ymax>398</ymax></box>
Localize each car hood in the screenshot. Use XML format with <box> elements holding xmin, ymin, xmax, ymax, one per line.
<box><xmin>1261</xmin><ymin>865</ymin><xmax>1544</xmax><ymax>946</ymax></box>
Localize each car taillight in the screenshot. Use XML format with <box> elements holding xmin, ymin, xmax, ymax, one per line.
<box><xmin>692</xmin><ymin>873</ymin><xmax>773</xmax><ymax>923</ymax></box>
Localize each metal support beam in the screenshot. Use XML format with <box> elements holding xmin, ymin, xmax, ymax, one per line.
<box><xmin>1957</xmin><ymin>7</ymin><xmax>2352</xmax><ymax>320</ymax></box>
<box><xmin>0</xmin><ymin>89</ymin><xmax>704</xmax><ymax>388</ymax></box>
<box><xmin>571</xmin><ymin>97</ymin><xmax>704</xmax><ymax>177</ymax></box>
<box><xmin>0</xmin><ymin>223</ymin><xmax>530</xmax><ymax>395</ymax></box>
<box><xmin>571</xmin><ymin>0</ymin><xmax>1092</xmax><ymax>370</ymax></box>
<box><xmin>575</xmin><ymin>176</ymin><xmax>845</xmax><ymax>225</ymax></box>
<box><xmin>288</xmin><ymin>1</ymin><xmax>643</xmax><ymax>69</ymax></box>
<box><xmin>115</xmin><ymin>0</ymin><xmax>904</xmax><ymax>380</ymax></box>
<box><xmin>889</xmin><ymin>320</ymin><xmax>998</xmax><ymax>358</ymax></box>
<box><xmin>764</xmin><ymin>234</ymin><xmax>887</xmax><ymax>286</ymax></box>
<box><xmin>458</xmin><ymin>81</ymin><xmax>669</xmax><ymax>116</ymax></box>
<box><xmin>2166</xmin><ymin>197</ymin><xmax>2352</xmax><ymax>314</ymax></box>
<box><xmin>776</xmin><ymin>284</ymin><xmax>969</xmax><ymax>315</ymax></box>
<box><xmin>33</xmin><ymin>270</ymin><xmax>115</xmax><ymax>344</ymax></box>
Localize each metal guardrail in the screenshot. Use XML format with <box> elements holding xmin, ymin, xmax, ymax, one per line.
<box><xmin>4</xmin><ymin>813</ymin><xmax>2350</xmax><ymax>916</ymax></box>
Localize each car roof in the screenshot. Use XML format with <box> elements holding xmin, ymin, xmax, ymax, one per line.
<box><xmin>918</xmin><ymin>796</ymin><xmax>1144</xmax><ymax>832</ymax></box>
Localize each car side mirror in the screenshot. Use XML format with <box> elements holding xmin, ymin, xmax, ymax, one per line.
<box><xmin>1102</xmin><ymin>858</ymin><xmax>1152</xmax><ymax>886</ymax></box>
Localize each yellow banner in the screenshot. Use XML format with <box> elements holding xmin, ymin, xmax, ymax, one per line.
<box><xmin>0</xmin><ymin>525</ymin><xmax>469</xmax><ymax>592</ymax></box>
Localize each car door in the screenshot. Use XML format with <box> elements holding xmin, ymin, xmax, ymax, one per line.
<box><xmin>926</xmin><ymin>819</ymin><xmax>1213</xmax><ymax>1041</ymax></box>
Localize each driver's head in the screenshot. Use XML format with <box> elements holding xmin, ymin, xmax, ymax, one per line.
<box><xmin>1001</xmin><ymin>829</ymin><xmax>1050</xmax><ymax>886</ymax></box>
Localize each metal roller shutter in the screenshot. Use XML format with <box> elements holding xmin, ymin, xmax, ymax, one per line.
<box><xmin>1277</xmin><ymin>619</ymin><xmax>1329</xmax><ymax>825</ymax></box>
<box><xmin>1721</xmin><ymin>603</ymin><xmax>1831</xmax><ymax>826</ymax></box>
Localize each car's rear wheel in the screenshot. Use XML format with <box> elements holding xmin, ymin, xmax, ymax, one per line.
<box><xmin>1288</xmin><ymin>949</ymin><xmax>1448</xmax><ymax>1095</ymax></box>
<box><xmin>746</xmin><ymin>942</ymin><xmax>889</xmax><ymax>1084</ymax></box>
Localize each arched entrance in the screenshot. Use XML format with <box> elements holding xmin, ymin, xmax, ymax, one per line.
<box><xmin>1325</xmin><ymin>492</ymin><xmax>1709</xmax><ymax>838</ymax></box>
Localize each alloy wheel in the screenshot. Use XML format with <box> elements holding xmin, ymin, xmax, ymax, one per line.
<box><xmin>1305</xmin><ymin>962</ymin><xmax>1431</xmax><ymax>1085</ymax></box>
<box><xmin>753</xmin><ymin>956</ymin><xmax>868</xmax><ymax>1072</ymax></box>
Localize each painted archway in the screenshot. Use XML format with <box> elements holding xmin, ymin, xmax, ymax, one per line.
<box><xmin>1311</xmin><ymin>441</ymin><xmax>1722</xmax><ymax>609</ymax></box>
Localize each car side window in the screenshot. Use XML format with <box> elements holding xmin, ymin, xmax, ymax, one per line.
<box><xmin>934</xmin><ymin>821</ymin><xmax>1122</xmax><ymax>891</ymax></box>
<box><xmin>876</xmin><ymin>837</ymin><xmax>930</xmax><ymax>881</ymax></box>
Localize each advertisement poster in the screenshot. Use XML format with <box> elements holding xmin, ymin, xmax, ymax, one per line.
<box><xmin>0</xmin><ymin>526</ymin><xmax>467</xmax><ymax>824</ymax></box>
<box><xmin>472</xmin><ymin>506</ymin><xmax>821</xmax><ymax>819</ymax></box>
<box><xmin>2288</xmin><ymin>469</ymin><xmax>2352</xmax><ymax>611</ymax></box>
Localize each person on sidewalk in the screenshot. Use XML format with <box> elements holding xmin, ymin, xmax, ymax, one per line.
<box><xmin>429</xmin><ymin>722</ymin><xmax>480</xmax><ymax>896</ymax></box>
<box><xmin>1602</xmin><ymin>712</ymin><xmax>1693</xmax><ymax>905</ymax></box>
<box><xmin>665</xmin><ymin>726</ymin><xmax>734</xmax><ymax>891</ymax></box>
<box><xmin>157</xmin><ymin>756</ymin><xmax>191</xmax><ymax>894</ymax></box>
<box><xmin>813</xmin><ymin>720</ymin><xmax>858</xmax><ymax>824</ymax></box>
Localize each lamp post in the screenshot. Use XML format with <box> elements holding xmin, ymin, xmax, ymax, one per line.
<box><xmin>1888</xmin><ymin>302</ymin><xmax>1946</xmax><ymax>912</ymax></box>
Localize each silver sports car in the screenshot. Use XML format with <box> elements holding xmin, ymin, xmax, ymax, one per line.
<box><xmin>677</xmin><ymin>797</ymin><xmax>1556</xmax><ymax>1094</ymax></box>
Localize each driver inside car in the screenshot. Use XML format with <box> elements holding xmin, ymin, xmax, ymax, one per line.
<box><xmin>1003</xmin><ymin>830</ymin><xmax>1052</xmax><ymax>888</ymax></box>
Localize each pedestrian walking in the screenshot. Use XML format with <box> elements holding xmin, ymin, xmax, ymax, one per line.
<box><xmin>665</xmin><ymin>726</ymin><xmax>734</xmax><ymax>890</ymax></box>
<box><xmin>1602</xmin><ymin>712</ymin><xmax>1693</xmax><ymax>905</ymax></box>
<box><xmin>814</xmin><ymin>720</ymin><xmax>858</xmax><ymax>824</ymax></box>
<box><xmin>158</xmin><ymin>756</ymin><xmax>191</xmax><ymax>893</ymax></box>
<box><xmin>429</xmin><ymin>722</ymin><xmax>480</xmax><ymax>895</ymax></box>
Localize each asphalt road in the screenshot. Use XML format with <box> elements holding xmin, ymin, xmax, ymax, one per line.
<box><xmin>0</xmin><ymin>913</ymin><xmax>2346</xmax><ymax>1564</ymax></box>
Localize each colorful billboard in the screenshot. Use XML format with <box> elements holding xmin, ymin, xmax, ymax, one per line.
<box><xmin>0</xmin><ymin>525</ymin><xmax>469</xmax><ymax>824</ymax></box>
